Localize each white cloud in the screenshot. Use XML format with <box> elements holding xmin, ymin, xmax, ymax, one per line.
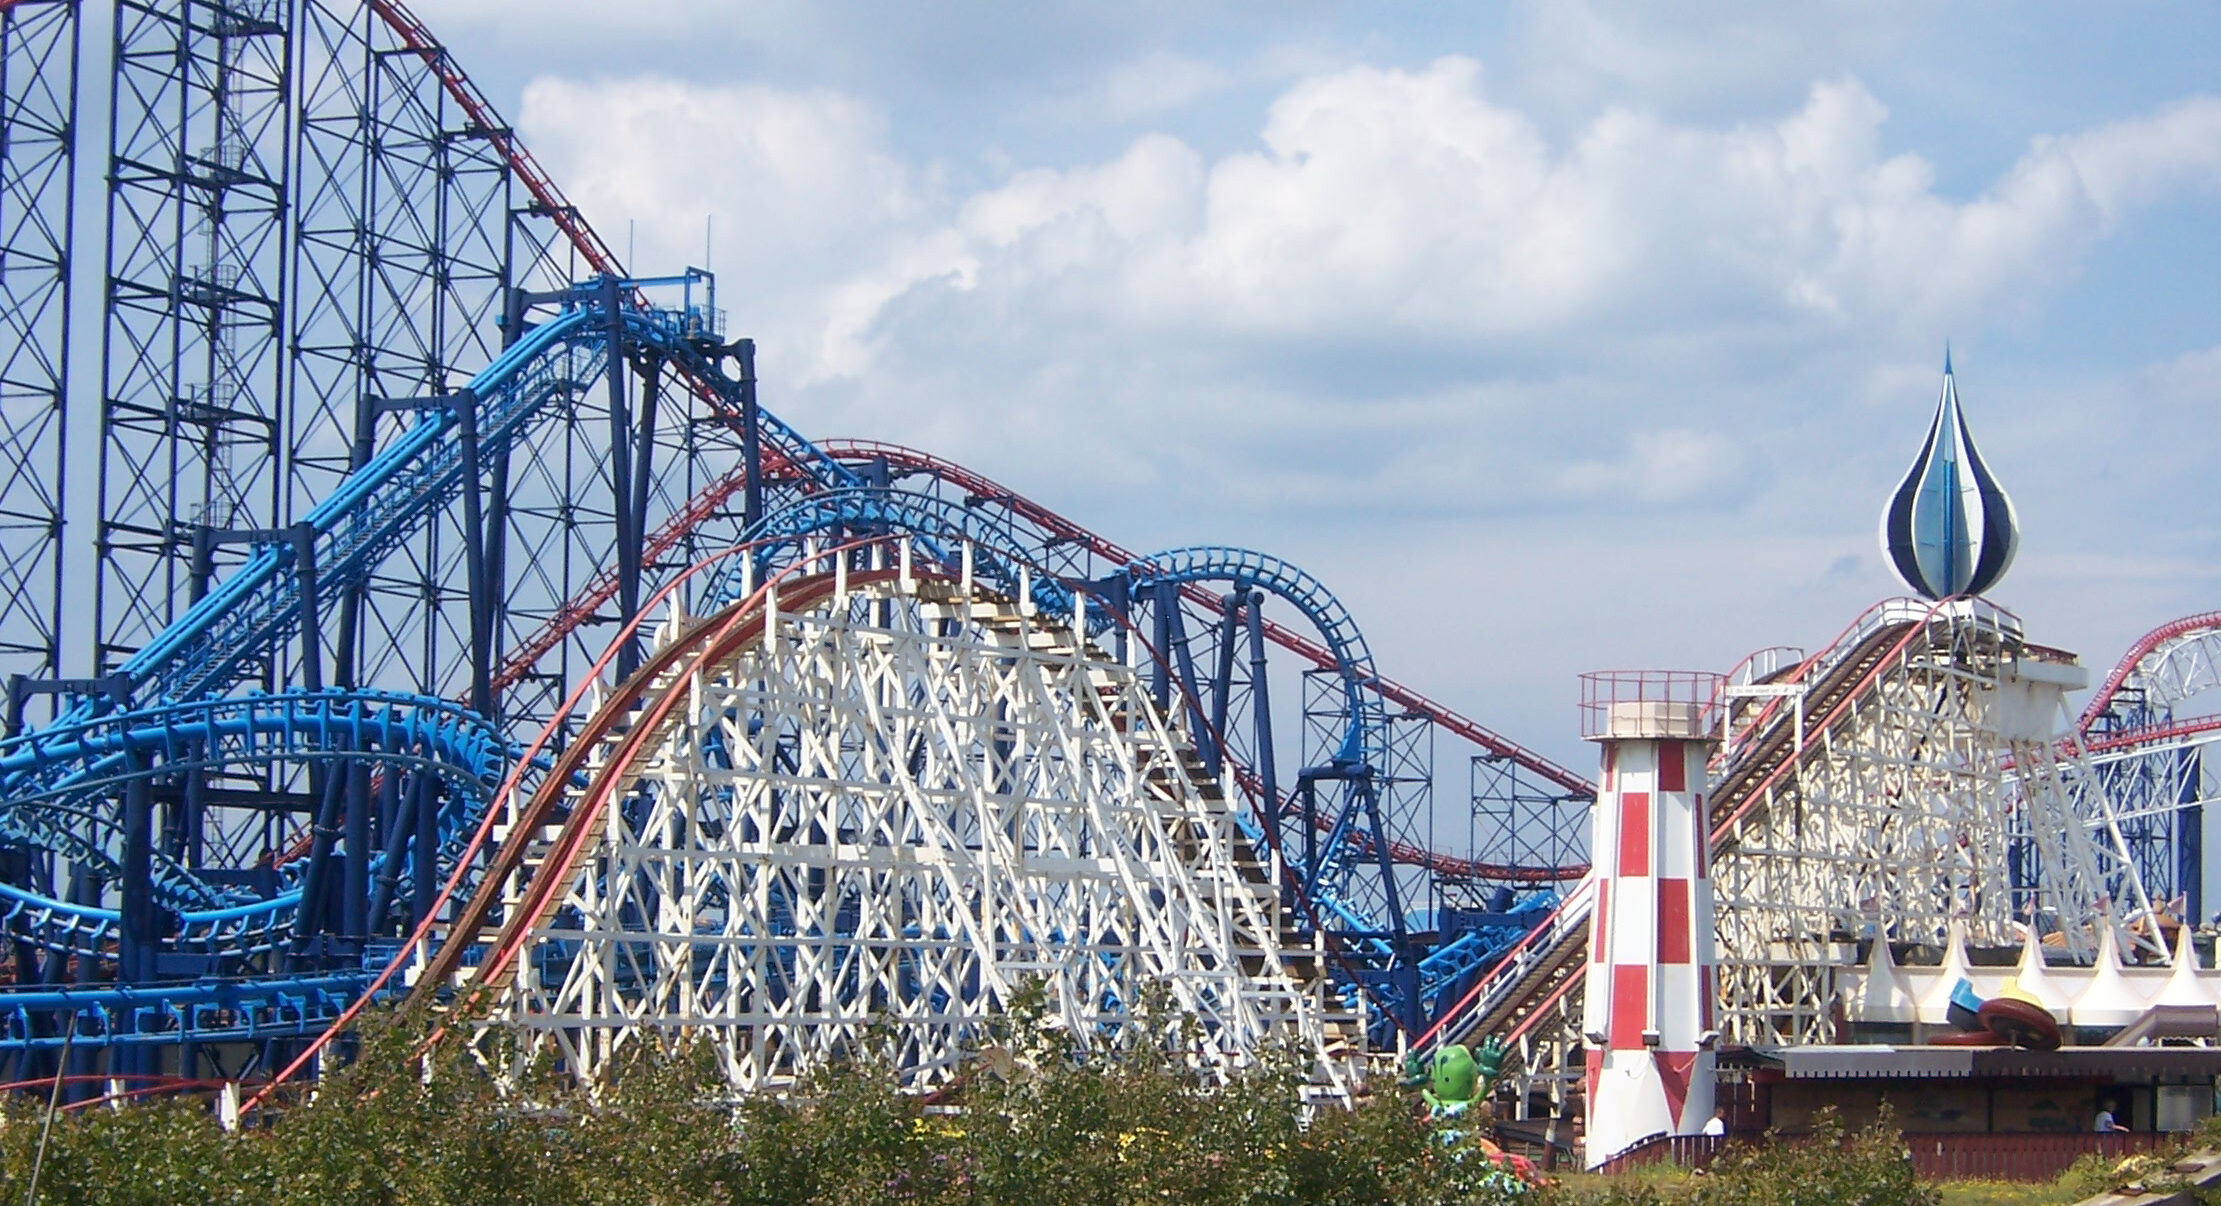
<box><xmin>1555</xmin><ymin>429</ymin><xmax>1746</xmax><ymax>505</ymax></box>
<box><xmin>519</xmin><ymin>75</ymin><xmax>917</xmax><ymax>267</ymax></box>
<box><xmin>881</xmin><ymin>61</ymin><xmax>2221</xmax><ymax>354</ymax></box>
<box><xmin>1097</xmin><ymin>52</ymin><xmax>1238</xmax><ymax>122</ymax></box>
<box><xmin>485</xmin><ymin>28</ymin><xmax>2221</xmax><ymax>799</ymax></box>
<box><xmin>517</xmin><ymin>75</ymin><xmax>928</xmax><ymax>380</ymax></box>
<box><xmin>1505</xmin><ymin>0</ymin><xmax>1929</xmax><ymax>121</ymax></box>
<box><xmin>511</xmin><ymin>57</ymin><xmax>2221</xmax><ymax>545</ymax></box>
<box><xmin>439</xmin><ymin>0</ymin><xmax>731</xmax><ymax>34</ymax></box>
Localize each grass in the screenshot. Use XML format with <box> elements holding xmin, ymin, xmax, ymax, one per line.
<box><xmin>1548</xmin><ymin>1164</ymin><xmax>1696</xmax><ymax>1199</ymax></box>
<box><xmin>1933</xmin><ymin>1180</ymin><xmax>2086</xmax><ymax>1206</ymax></box>
<box><xmin>1545</xmin><ymin>1167</ymin><xmax>2087</xmax><ymax>1206</ymax></box>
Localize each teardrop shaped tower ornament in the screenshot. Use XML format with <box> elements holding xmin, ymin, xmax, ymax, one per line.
<box><xmin>1880</xmin><ymin>352</ymin><xmax>2019</xmax><ymax>600</ymax></box>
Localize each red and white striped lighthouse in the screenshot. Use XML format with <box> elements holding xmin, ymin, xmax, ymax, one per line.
<box><xmin>1579</xmin><ymin>672</ymin><xmax>1721</xmax><ymax>1168</ymax></box>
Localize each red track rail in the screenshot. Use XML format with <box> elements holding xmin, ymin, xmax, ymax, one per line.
<box><xmin>821</xmin><ymin>440</ymin><xmax>1596</xmax><ymax>798</ymax></box>
<box><xmin>494</xmin><ymin>435</ymin><xmax>1595</xmax><ymax>877</ymax></box>
<box><xmin>368</xmin><ymin>0</ymin><xmax>623</xmax><ymax>276</ymax></box>
<box><xmin>2081</xmin><ymin>611</ymin><xmax>2221</xmax><ymax>733</ymax></box>
<box><xmin>2082</xmin><ymin>712</ymin><xmax>2221</xmax><ymax>758</ymax></box>
<box><xmin>353</xmin><ymin>10</ymin><xmax>1592</xmax><ymax>883</ymax></box>
<box><xmin>346</xmin><ymin>10</ymin><xmax>1593</xmax><ymax>807</ymax></box>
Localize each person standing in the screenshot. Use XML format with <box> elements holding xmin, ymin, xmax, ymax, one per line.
<box><xmin>2095</xmin><ymin>1102</ymin><xmax>2130</xmax><ymax>1133</ymax></box>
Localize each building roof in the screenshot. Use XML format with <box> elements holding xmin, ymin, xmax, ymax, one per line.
<box><xmin>1746</xmin><ymin>1044</ymin><xmax>2221</xmax><ymax>1081</ymax></box>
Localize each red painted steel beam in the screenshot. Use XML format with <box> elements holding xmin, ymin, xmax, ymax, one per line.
<box><xmin>338</xmin><ymin>13</ymin><xmax>1597</xmax><ymax>807</ymax></box>
<box><xmin>2083</xmin><ymin>711</ymin><xmax>2221</xmax><ymax>758</ymax></box>
<box><xmin>818</xmin><ymin>439</ymin><xmax>1597</xmax><ymax>798</ymax></box>
<box><xmin>366</xmin><ymin>0</ymin><xmax>623</xmax><ymax>277</ymax></box>
<box><xmin>2081</xmin><ymin>611</ymin><xmax>2221</xmax><ymax>734</ymax></box>
<box><xmin>498</xmin><ymin>437</ymin><xmax>1593</xmax><ymax>878</ymax></box>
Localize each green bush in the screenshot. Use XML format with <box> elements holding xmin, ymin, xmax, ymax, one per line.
<box><xmin>1681</xmin><ymin>1108</ymin><xmax>1939</xmax><ymax>1206</ymax></box>
<box><xmin>0</xmin><ymin>998</ymin><xmax>1533</xmax><ymax>1206</ymax></box>
<box><xmin>1540</xmin><ymin>1109</ymin><xmax>1939</xmax><ymax>1206</ymax></box>
<box><xmin>0</xmin><ymin>1015</ymin><xmax>745</xmax><ymax>1206</ymax></box>
<box><xmin>2054</xmin><ymin>1152</ymin><xmax>2118</xmax><ymax>1202</ymax></box>
<box><xmin>0</xmin><ymin>1001</ymin><xmax>1963</xmax><ymax>1206</ymax></box>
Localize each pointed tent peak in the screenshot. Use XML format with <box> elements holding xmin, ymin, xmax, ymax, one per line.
<box><xmin>2073</xmin><ymin>920</ymin><xmax>2153</xmax><ymax>1028</ymax></box>
<box><xmin>1867</xmin><ymin>929</ymin><xmax>1899</xmax><ymax>970</ymax></box>
<box><xmin>1951</xmin><ymin>920</ymin><xmax>2008</xmax><ymax>995</ymax></box>
<box><xmin>1856</xmin><ymin>931</ymin><xmax>1916</xmax><ymax>1023</ymax></box>
<box><xmin>1943</xmin><ymin>341</ymin><xmax>1953</xmax><ymax>376</ymax></box>
<box><xmin>1917</xmin><ymin>922</ymin><xmax>1983</xmax><ymax>1023</ymax></box>
<box><xmin>2095</xmin><ymin>918</ymin><xmax>2124</xmax><ymax>970</ymax></box>
<box><xmin>2152</xmin><ymin>927</ymin><xmax>2219</xmax><ymax>1010</ymax></box>
<box><xmin>1942</xmin><ymin>919</ymin><xmax>1974</xmax><ymax>973</ymax></box>
<box><xmin>2015</xmin><ymin>924</ymin><xmax>2071</xmax><ymax>1016</ymax></box>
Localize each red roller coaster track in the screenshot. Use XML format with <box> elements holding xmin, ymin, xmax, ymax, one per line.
<box><xmin>820</xmin><ymin>440</ymin><xmax>1596</xmax><ymax>797</ymax></box>
<box><xmin>490</xmin><ymin>436</ymin><xmax>1596</xmax><ymax>879</ymax></box>
<box><xmin>370</xmin><ymin>0</ymin><xmax>1595</xmax><ymax>887</ymax></box>
<box><xmin>2083</xmin><ymin>611</ymin><xmax>2221</xmax><ymax>729</ymax></box>
<box><xmin>367</xmin><ymin>0</ymin><xmax>623</xmax><ymax>276</ymax></box>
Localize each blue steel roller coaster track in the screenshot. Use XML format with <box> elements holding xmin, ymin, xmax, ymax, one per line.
<box><xmin>0</xmin><ymin>296</ymin><xmax>720</xmax><ymax>1066</ymax></box>
<box><xmin>0</xmin><ymin>0</ymin><xmax>1593</xmax><ymax>1085</ymax></box>
<box><xmin>0</xmin><ymin>302</ymin><xmax>1568</xmax><ymax>1067</ymax></box>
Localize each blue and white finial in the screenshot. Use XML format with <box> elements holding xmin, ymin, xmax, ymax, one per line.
<box><xmin>1880</xmin><ymin>352</ymin><xmax>2019</xmax><ymax>600</ymax></box>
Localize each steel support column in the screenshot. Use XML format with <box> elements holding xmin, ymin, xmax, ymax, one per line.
<box><xmin>0</xmin><ymin>0</ymin><xmax>78</xmax><ymax>692</ymax></box>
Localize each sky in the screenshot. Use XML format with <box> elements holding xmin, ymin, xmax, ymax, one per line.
<box><xmin>433</xmin><ymin>0</ymin><xmax>2221</xmax><ymax>772</ymax></box>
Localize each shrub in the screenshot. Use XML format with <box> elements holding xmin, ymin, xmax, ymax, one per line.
<box><xmin>1677</xmin><ymin>1107</ymin><xmax>1938</xmax><ymax>1206</ymax></box>
<box><xmin>0</xmin><ymin>999</ymin><xmax>1538</xmax><ymax>1206</ymax></box>
<box><xmin>2055</xmin><ymin>1152</ymin><xmax>2117</xmax><ymax>1202</ymax></box>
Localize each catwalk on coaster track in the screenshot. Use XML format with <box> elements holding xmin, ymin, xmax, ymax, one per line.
<box><xmin>0</xmin><ymin>0</ymin><xmax>1598</xmax><ymax>1093</ymax></box>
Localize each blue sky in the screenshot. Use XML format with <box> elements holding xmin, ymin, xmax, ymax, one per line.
<box><xmin>438</xmin><ymin>0</ymin><xmax>2221</xmax><ymax>769</ymax></box>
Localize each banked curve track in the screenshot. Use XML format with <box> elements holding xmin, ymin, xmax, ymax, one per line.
<box><xmin>0</xmin><ymin>0</ymin><xmax>1586</xmax><ymax>1089</ymax></box>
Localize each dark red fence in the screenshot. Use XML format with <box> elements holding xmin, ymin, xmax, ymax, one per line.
<box><xmin>1597</xmin><ymin>1130</ymin><xmax>2177</xmax><ymax>1182</ymax></box>
<box><xmin>1902</xmin><ymin>1132</ymin><xmax>2173</xmax><ymax>1182</ymax></box>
